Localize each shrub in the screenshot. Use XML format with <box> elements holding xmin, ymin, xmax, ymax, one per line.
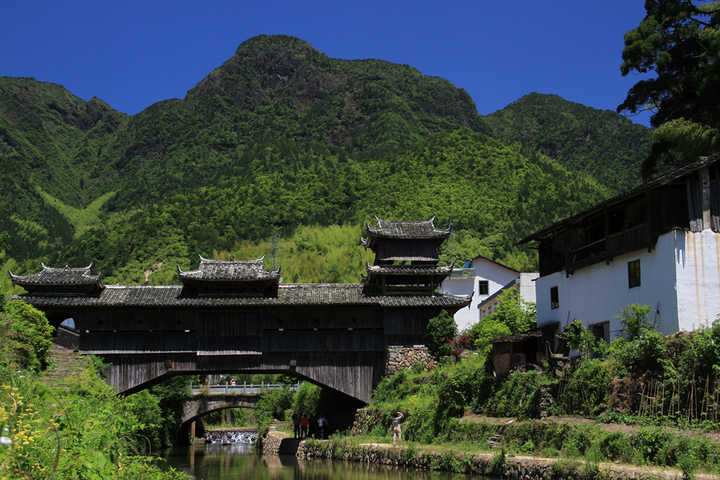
<box><xmin>559</xmin><ymin>359</ymin><xmax>611</xmax><ymax>416</ymax></box>
<box><xmin>560</xmin><ymin>319</ymin><xmax>597</xmax><ymax>358</ymax></box>
<box><xmin>609</xmin><ymin>304</ymin><xmax>667</xmax><ymax>374</ymax></box>
<box><xmin>293</xmin><ymin>382</ymin><xmax>321</xmax><ymax>416</ymax></box>
<box><xmin>426</xmin><ymin>311</ymin><xmax>457</xmax><ymax>358</ymax></box>
<box><xmin>372</xmin><ymin>370</ymin><xmax>412</xmax><ymax>403</ymax></box>
<box><xmin>0</xmin><ymin>368</ymin><xmax>185</xmax><ymax>479</ymax></box>
<box><xmin>484</xmin><ymin>371</ymin><xmax>540</xmax><ymax>418</ymax></box>
<box><xmin>482</xmin><ymin>289</ymin><xmax>536</xmax><ymax>334</ymax></box>
<box><xmin>469</xmin><ymin>318</ymin><xmax>511</xmax><ymax>360</ymax></box>
<box><xmin>437</xmin><ymin>367</ymin><xmax>482</xmax><ymax>418</ymax></box>
<box><xmin>255</xmin><ymin>386</ymin><xmax>293</xmax><ymax>433</ymax></box>
<box><xmin>0</xmin><ymin>299</ymin><xmax>54</xmax><ymax>372</ymax></box>
<box><xmin>488</xmin><ymin>449</ymin><xmax>507</xmax><ymax>477</ymax></box>
<box><xmin>595</xmin><ymin>431</ymin><xmax>630</xmax><ymax>462</ymax></box>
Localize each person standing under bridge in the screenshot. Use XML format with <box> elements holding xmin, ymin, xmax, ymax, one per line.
<box><xmin>300</xmin><ymin>414</ymin><xmax>308</xmax><ymax>438</ymax></box>
<box><xmin>317</xmin><ymin>414</ymin><xmax>326</xmax><ymax>439</ymax></box>
<box><xmin>292</xmin><ymin>414</ymin><xmax>300</xmax><ymax>438</ymax></box>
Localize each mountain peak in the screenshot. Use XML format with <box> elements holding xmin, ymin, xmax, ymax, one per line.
<box><xmin>234</xmin><ymin>34</ymin><xmax>318</xmax><ymax>55</ymax></box>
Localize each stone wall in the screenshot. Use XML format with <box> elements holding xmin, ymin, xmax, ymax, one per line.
<box><xmin>351</xmin><ymin>409</ymin><xmax>383</xmax><ymax>436</ymax></box>
<box><xmin>298</xmin><ymin>441</ymin><xmax>683</xmax><ymax>479</ymax></box>
<box><xmin>261</xmin><ymin>432</ymin><xmax>282</xmax><ymax>455</ymax></box>
<box><xmin>385</xmin><ymin>346</ymin><xmax>435</xmax><ymax>376</ymax></box>
<box><xmin>260</xmin><ymin>421</ymin><xmax>304</xmax><ymax>456</ymax></box>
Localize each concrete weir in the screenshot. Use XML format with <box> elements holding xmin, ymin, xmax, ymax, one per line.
<box><xmin>205</xmin><ymin>428</ymin><xmax>258</xmax><ymax>444</ymax></box>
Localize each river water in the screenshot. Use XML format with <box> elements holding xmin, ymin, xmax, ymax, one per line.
<box><xmin>159</xmin><ymin>443</ymin><xmax>483</xmax><ymax>480</ymax></box>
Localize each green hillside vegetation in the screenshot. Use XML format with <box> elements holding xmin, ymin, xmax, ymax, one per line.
<box><xmin>1</xmin><ymin>35</ymin><xmax>644</xmax><ymax>286</ymax></box>
<box><xmin>10</xmin><ymin>130</ymin><xmax>609</xmax><ymax>285</ymax></box>
<box><xmin>0</xmin><ymin>77</ymin><xmax>127</xmax><ymax>259</ymax></box>
<box><xmin>35</xmin><ymin>188</ymin><xmax>116</xmax><ymax>239</ymax></box>
<box><xmin>486</xmin><ymin>93</ymin><xmax>653</xmax><ymax>192</ymax></box>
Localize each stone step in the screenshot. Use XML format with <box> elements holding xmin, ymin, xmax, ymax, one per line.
<box><xmin>42</xmin><ymin>344</ymin><xmax>89</xmax><ymax>389</ymax></box>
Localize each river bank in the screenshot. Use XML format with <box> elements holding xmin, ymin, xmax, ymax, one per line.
<box><xmin>294</xmin><ymin>436</ymin><xmax>710</xmax><ymax>480</ymax></box>
<box><xmin>260</xmin><ymin>414</ymin><xmax>720</xmax><ymax>480</ymax></box>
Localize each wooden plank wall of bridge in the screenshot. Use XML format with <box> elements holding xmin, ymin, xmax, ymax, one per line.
<box><xmin>73</xmin><ymin>304</ymin><xmax>401</xmax><ymax>402</ymax></box>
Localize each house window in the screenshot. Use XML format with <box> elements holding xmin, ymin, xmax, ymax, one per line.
<box><xmin>628</xmin><ymin>260</ymin><xmax>641</xmax><ymax>288</ymax></box>
<box><xmin>478</xmin><ymin>280</ymin><xmax>489</xmax><ymax>295</ymax></box>
<box><xmin>550</xmin><ymin>286</ymin><xmax>559</xmax><ymax>309</ymax></box>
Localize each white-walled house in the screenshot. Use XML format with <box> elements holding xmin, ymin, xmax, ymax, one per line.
<box><xmin>519</xmin><ymin>153</ymin><xmax>720</xmax><ymax>345</ymax></box>
<box><xmin>439</xmin><ymin>255</ymin><xmax>538</xmax><ymax>332</ymax></box>
<box><xmin>477</xmin><ymin>272</ymin><xmax>539</xmax><ymax>320</ymax></box>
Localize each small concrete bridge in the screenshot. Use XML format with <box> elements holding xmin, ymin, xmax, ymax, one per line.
<box><xmin>182</xmin><ymin>382</ymin><xmax>297</xmax><ymax>426</ymax></box>
<box><xmin>182</xmin><ymin>393</ymin><xmax>261</xmax><ymax>426</ymax></box>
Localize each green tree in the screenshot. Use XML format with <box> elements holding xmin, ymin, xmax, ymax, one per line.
<box><xmin>469</xmin><ymin>318</ymin><xmax>511</xmax><ymax>360</ymax></box>
<box><xmin>292</xmin><ymin>382</ymin><xmax>322</xmax><ymax>416</ymax></box>
<box><xmin>618</xmin><ymin>0</ymin><xmax>720</xmax><ymax>177</ymax></box>
<box><xmin>468</xmin><ymin>290</ymin><xmax>535</xmax><ymax>360</ymax></box>
<box><xmin>484</xmin><ymin>289</ymin><xmax>536</xmax><ymax>335</ymax></box>
<box><xmin>254</xmin><ymin>386</ymin><xmax>294</xmax><ymax>434</ymax></box>
<box><xmin>426</xmin><ymin>311</ymin><xmax>458</xmax><ymax>358</ymax></box>
<box><xmin>0</xmin><ymin>231</ymin><xmax>8</xmax><ymax>264</ymax></box>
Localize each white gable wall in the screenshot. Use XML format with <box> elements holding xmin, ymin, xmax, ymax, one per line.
<box><xmin>473</xmin><ymin>259</ymin><xmax>520</xmax><ymax>299</ymax></box>
<box><xmin>518</xmin><ymin>272</ymin><xmax>539</xmax><ymax>305</ymax></box>
<box><xmin>675</xmin><ymin>229</ymin><xmax>720</xmax><ymax>331</ymax></box>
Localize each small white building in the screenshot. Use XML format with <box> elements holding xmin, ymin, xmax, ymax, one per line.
<box><xmin>439</xmin><ymin>255</ymin><xmax>538</xmax><ymax>332</ymax></box>
<box><xmin>520</xmin><ymin>153</ymin><xmax>720</xmax><ymax>344</ymax></box>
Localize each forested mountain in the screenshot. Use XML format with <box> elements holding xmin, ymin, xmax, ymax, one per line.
<box><xmin>485</xmin><ymin>93</ymin><xmax>653</xmax><ymax>192</ymax></box>
<box><xmin>0</xmin><ymin>35</ymin><xmax>649</xmax><ymax>288</ymax></box>
<box><xmin>0</xmin><ymin>77</ymin><xmax>128</xmax><ymax>259</ymax></box>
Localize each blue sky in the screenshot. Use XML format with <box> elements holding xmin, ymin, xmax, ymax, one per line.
<box><xmin>1</xmin><ymin>1</ymin><xmax>653</xmax><ymax>126</ymax></box>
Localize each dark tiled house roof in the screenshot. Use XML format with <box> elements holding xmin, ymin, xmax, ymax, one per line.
<box><xmin>10</xmin><ymin>263</ymin><xmax>101</xmax><ymax>285</ymax></box>
<box><xmin>489</xmin><ymin>330</ymin><xmax>543</xmax><ymax>344</ymax></box>
<box><xmin>519</xmin><ymin>152</ymin><xmax>720</xmax><ymax>244</ymax></box>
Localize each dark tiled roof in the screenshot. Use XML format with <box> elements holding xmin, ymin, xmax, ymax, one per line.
<box><xmin>519</xmin><ymin>152</ymin><xmax>720</xmax><ymax>244</ymax></box>
<box><xmin>365</xmin><ymin>262</ymin><xmax>453</xmax><ymax>275</ymax></box>
<box><xmin>376</xmin><ymin>255</ymin><xmax>438</xmax><ymax>262</ymax></box>
<box><xmin>14</xmin><ymin>283</ymin><xmax>472</xmax><ymax>308</ymax></box>
<box><xmin>178</xmin><ymin>256</ymin><xmax>280</xmax><ymax>282</ymax></box>
<box><xmin>9</xmin><ymin>263</ymin><xmax>102</xmax><ymax>286</ymax></box>
<box><xmin>9</xmin><ymin>263</ymin><xmax>104</xmax><ymax>295</ymax></box>
<box><xmin>362</xmin><ymin>216</ymin><xmax>451</xmax><ymax>245</ymax></box>
<box><xmin>489</xmin><ymin>330</ymin><xmax>543</xmax><ymax>344</ymax></box>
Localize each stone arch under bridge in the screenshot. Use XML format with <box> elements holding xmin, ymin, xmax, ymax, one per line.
<box><xmin>11</xmin><ymin>218</ymin><xmax>472</xmax><ymax>403</ymax></box>
<box><xmin>181</xmin><ymin>394</ymin><xmax>260</xmax><ymax>427</ymax></box>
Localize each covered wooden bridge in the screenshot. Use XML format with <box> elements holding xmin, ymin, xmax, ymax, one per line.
<box><xmin>11</xmin><ymin>217</ymin><xmax>471</xmax><ymax>403</ymax></box>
